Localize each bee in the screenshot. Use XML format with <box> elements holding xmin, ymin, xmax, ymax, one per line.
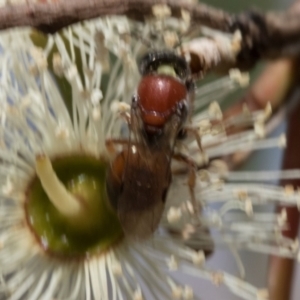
<box><xmin>105</xmin><ymin>50</ymin><xmax>196</xmax><ymax>239</ymax></box>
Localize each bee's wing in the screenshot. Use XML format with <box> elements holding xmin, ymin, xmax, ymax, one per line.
<box><xmin>117</xmin><ymin>104</ymin><xmax>182</xmax><ymax>240</ymax></box>
<box><xmin>117</xmin><ymin>144</ymin><xmax>171</xmax><ymax>239</ymax></box>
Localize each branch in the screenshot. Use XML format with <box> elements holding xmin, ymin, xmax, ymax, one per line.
<box><xmin>0</xmin><ymin>0</ymin><xmax>300</xmax><ymax>71</ymax></box>
<box><xmin>231</xmin><ymin>9</ymin><xmax>300</xmax><ymax>67</ymax></box>
<box><xmin>0</xmin><ymin>0</ymin><xmax>232</xmax><ymax>34</ymax></box>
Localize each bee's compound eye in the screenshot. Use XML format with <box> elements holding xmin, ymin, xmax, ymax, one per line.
<box><xmin>137</xmin><ymin>75</ymin><xmax>188</xmax><ymax>123</ymax></box>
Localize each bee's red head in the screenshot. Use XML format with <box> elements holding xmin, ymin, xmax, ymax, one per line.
<box><xmin>137</xmin><ymin>74</ymin><xmax>188</xmax><ymax>134</ymax></box>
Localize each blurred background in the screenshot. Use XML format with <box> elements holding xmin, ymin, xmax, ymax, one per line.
<box><xmin>202</xmin><ymin>0</ymin><xmax>293</xmax><ymax>11</ymax></box>
<box><xmin>190</xmin><ymin>1</ymin><xmax>298</xmax><ymax>299</ymax></box>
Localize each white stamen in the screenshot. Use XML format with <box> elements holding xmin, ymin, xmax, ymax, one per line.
<box><xmin>254</xmin><ymin>122</ymin><xmax>265</xmax><ymax>138</ymax></box>
<box><xmin>35</xmin><ymin>155</ymin><xmax>81</xmax><ymax>217</ymax></box>
<box><xmin>152</xmin><ymin>4</ymin><xmax>171</xmax><ymax>19</ymax></box>
<box><xmin>95</xmin><ymin>31</ymin><xmax>110</xmax><ymax>72</ymax></box>
<box><xmin>211</xmin><ymin>272</ymin><xmax>224</xmax><ymax>286</ymax></box>
<box><xmin>256</xmin><ymin>289</ymin><xmax>269</xmax><ymax>300</ymax></box>
<box><xmin>91</xmin><ymin>89</ymin><xmax>103</xmax><ymax>105</ymax></box>
<box><xmin>52</xmin><ymin>53</ymin><xmax>64</xmax><ymax>76</ymax></box>
<box><xmin>208</xmin><ymin>102</ymin><xmax>222</xmax><ymax>120</ymax></box>
<box><xmin>110</xmin><ymin>101</ymin><xmax>130</xmax><ymax>114</ymax></box>
<box><xmin>235</xmin><ymin>190</ymin><xmax>248</xmax><ymax>201</ymax></box>
<box><xmin>192</xmin><ymin>251</ymin><xmax>205</xmax><ymax>266</ymax></box>
<box><xmin>209</xmin><ymin>159</ymin><xmax>229</xmax><ymax>177</ymax></box>
<box><xmin>171</xmin><ymin>285</ymin><xmax>183</xmax><ymax>299</ymax></box>
<box><xmin>163</xmin><ymin>31</ymin><xmax>179</xmax><ymax>48</ymax></box>
<box><xmin>133</xmin><ymin>288</ymin><xmax>143</xmax><ymax>300</ymax></box>
<box><xmin>55</xmin><ymin>125</ymin><xmax>70</xmax><ymax>140</ymax></box>
<box><xmin>65</xmin><ymin>64</ymin><xmax>78</xmax><ymax>81</ymax></box>
<box><xmin>229</xmin><ymin>69</ymin><xmax>250</xmax><ymax>87</ymax></box>
<box><xmin>264</xmin><ymin>102</ymin><xmax>272</xmax><ymax>120</ymax></box>
<box><xmin>231</xmin><ymin>30</ymin><xmax>242</xmax><ymax>54</ymax></box>
<box><xmin>183</xmin><ymin>285</ymin><xmax>194</xmax><ymax>300</ymax></box>
<box><xmin>227</xmin><ymin>170</ymin><xmax>300</xmax><ymax>182</ymax></box>
<box><xmin>278</xmin><ymin>134</ymin><xmax>286</xmax><ymax>148</ymax></box>
<box><xmin>245</xmin><ymin>199</ymin><xmax>253</xmax><ymax>217</ymax></box>
<box><xmin>2</xmin><ymin>177</ymin><xmax>13</xmax><ymax>196</ymax></box>
<box><xmin>167</xmin><ymin>255</ymin><xmax>178</xmax><ymax>271</ymax></box>
<box><xmin>181</xmin><ymin>9</ymin><xmax>191</xmax><ymax>24</ymax></box>
<box><xmin>181</xmin><ymin>224</ymin><xmax>196</xmax><ymax>239</ymax></box>
<box><xmin>30</xmin><ymin>47</ymin><xmax>48</xmax><ymax>71</ymax></box>
<box><xmin>277</xmin><ymin>209</ymin><xmax>287</xmax><ymax>227</ymax></box>
<box><xmin>112</xmin><ymin>262</ymin><xmax>123</xmax><ymax>277</ymax></box>
<box><xmin>198</xmin><ymin>119</ymin><xmax>211</xmax><ymax>135</ymax></box>
<box><xmin>184</xmin><ymin>38</ymin><xmax>221</xmax><ymax>68</ymax></box>
<box><xmin>92</xmin><ymin>106</ymin><xmax>101</xmax><ymax>121</ymax></box>
<box><xmin>167</xmin><ymin>207</ymin><xmax>182</xmax><ymax>224</ymax></box>
<box><xmin>285</xmin><ymin>185</ymin><xmax>294</xmax><ymax>196</ymax></box>
<box><xmin>198</xmin><ymin>170</ymin><xmax>211</xmax><ymax>182</ymax></box>
<box><xmin>291</xmin><ymin>239</ymin><xmax>299</xmax><ymax>253</ymax></box>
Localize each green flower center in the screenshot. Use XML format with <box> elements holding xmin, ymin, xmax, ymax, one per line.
<box><xmin>25</xmin><ymin>154</ymin><xmax>123</xmax><ymax>258</ymax></box>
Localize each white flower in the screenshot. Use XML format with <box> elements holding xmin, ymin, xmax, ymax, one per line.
<box><xmin>0</xmin><ymin>15</ymin><xmax>299</xmax><ymax>300</ymax></box>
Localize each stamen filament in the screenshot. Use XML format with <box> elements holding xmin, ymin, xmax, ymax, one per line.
<box><xmin>35</xmin><ymin>154</ymin><xmax>81</xmax><ymax>218</ymax></box>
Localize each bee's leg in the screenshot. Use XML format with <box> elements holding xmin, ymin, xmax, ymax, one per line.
<box><xmin>105</xmin><ymin>138</ymin><xmax>131</xmax><ymax>155</ymax></box>
<box><xmin>105</xmin><ymin>138</ymin><xmax>140</xmax><ymax>156</ymax></box>
<box><xmin>171</xmin><ymin>153</ymin><xmax>215</xmax><ymax>255</ymax></box>
<box><xmin>187</xmin><ymin>166</ymin><xmax>201</xmax><ymax>220</ymax></box>
<box><xmin>172</xmin><ymin>153</ymin><xmax>202</xmax><ymax>224</ymax></box>
<box><xmin>111</xmin><ymin>101</ymin><xmax>132</xmax><ymax>128</ymax></box>
<box><xmin>119</xmin><ymin>111</ymin><xmax>131</xmax><ymax>127</ymax></box>
<box><xmin>181</xmin><ymin>126</ymin><xmax>204</xmax><ymax>153</ymax></box>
